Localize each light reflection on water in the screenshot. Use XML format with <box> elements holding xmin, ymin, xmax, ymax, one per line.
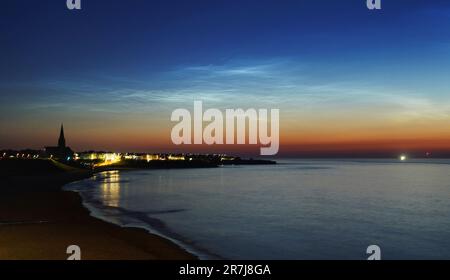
<box><xmin>96</xmin><ymin>170</ymin><xmax>121</xmax><ymax>208</ymax></box>
<box><xmin>68</xmin><ymin>159</ymin><xmax>450</xmax><ymax>259</ymax></box>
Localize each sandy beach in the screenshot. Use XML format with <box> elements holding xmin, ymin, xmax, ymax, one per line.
<box><xmin>0</xmin><ymin>160</ymin><xmax>195</xmax><ymax>260</ymax></box>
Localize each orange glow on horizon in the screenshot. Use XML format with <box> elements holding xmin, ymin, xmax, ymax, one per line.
<box><xmin>3</xmin><ymin>112</ymin><xmax>450</xmax><ymax>157</ymax></box>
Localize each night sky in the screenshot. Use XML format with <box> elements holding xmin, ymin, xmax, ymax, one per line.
<box><xmin>1</xmin><ymin>0</ymin><xmax>450</xmax><ymax>156</ymax></box>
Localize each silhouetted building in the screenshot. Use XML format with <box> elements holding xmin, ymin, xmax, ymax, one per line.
<box><xmin>45</xmin><ymin>124</ymin><xmax>74</xmax><ymax>160</ymax></box>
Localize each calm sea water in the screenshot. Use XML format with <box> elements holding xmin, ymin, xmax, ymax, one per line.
<box><xmin>65</xmin><ymin>159</ymin><xmax>450</xmax><ymax>259</ymax></box>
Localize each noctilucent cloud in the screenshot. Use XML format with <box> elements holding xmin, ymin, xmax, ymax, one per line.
<box><xmin>1</xmin><ymin>0</ymin><xmax>450</xmax><ymax>156</ymax></box>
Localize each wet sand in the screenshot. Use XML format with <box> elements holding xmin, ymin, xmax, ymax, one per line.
<box><xmin>0</xmin><ymin>165</ymin><xmax>196</xmax><ymax>260</ymax></box>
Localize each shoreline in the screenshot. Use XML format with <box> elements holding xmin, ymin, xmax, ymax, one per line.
<box><xmin>65</xmin><ymin>171</ymin><xmax>220</xmax><ymax>260</ymax></box>
<box><xmin>0</xmin><ymin>168</ymin><xmax>196</xmax><ymax>260</ymax></box>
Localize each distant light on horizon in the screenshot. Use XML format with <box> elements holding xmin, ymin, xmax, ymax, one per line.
<box><xmin>399</xmin><ymin>154</ymin><xmax>407</xmax><ymax>161</ymax></box>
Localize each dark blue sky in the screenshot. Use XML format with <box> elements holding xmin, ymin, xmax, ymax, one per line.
<box><xmin>2</xmin><ymin>0</ymin><xmax>449</xmax><ymax>83</ymax></box>
<box><xmin>1</xmin><ymin>0</ymin><xmax>450</xmax><ymax>152</ymax></box>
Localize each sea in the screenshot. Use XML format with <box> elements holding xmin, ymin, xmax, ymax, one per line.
<box><xmin>64</xmin><ymin>159</ymin><xmax>450</xmax><ymax>260</ymax></box>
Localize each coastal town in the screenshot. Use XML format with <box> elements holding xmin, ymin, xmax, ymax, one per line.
<box><xmin>0</xmin><ymin>124</ymin><xmax>276</xmax><ymax>169</ymax></box>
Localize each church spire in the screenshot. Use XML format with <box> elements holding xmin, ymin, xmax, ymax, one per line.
<box><xmin>58</xmin><ymin>124</ymin><xmax>66</xmax><ymax>148</ymax></box>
